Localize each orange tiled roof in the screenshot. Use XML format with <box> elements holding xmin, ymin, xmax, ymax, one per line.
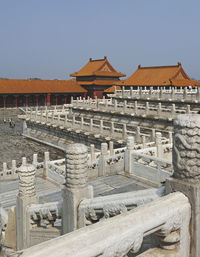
<box><xmin>77</xmin><ymin>80</ymin><xmax>117</xmax><ymax>86</ymax></box>
<box><xmin>104</xmin><ymin>85</ymin><xmax>121</xmax><ymax>93</ymax></box>
<box><xmin>0</xmin><ymin>79</ymin><xmax>86</xmax><ymax>94</ymax></box>
<box><xmin>121</xmin><ymin>63</ymin><xmax>193</xmax><ymax>86</ymax></box>
<box><xmin>70</xmin><ymin>57</ymin><xmax>125</xmax><ymax>78</ymax></box>
<box><xmin>171</xmin><ymin>79</ymin><xmax>200</xmax><ymax>87</ymax></box>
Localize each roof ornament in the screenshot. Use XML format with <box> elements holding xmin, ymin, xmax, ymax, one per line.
<box><xmin>138</xmin><ymin>64</ymin><xmax>141</xmax><ymax>69</ymax></box>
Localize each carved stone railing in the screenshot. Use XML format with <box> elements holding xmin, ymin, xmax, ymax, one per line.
<box><xmin>115</xmin><ymin>86</ymin><xmax>200</xmax><ymax>103</ymax></box>
<box><xmin>71</xmin><ymin>97</ymin><xmax>198</xmax><ymax>121</ymax></box>
<box><xmin>28</xmin><ymin>201</ymin><xmax>62</xmax><ymax>228</ymax></box>
<box><xmin>78</xmin><ymin>187</ymin><xmax>164</xmax><ymax>226</ymax></box>
<box><xmin>130</xmin><ymin>152</ymin><xmax>172</xmax><ymax>183</ymax></box>
<box><xmin>18</xmin><ymin>192</ymin><xmax>191</xmax><ymax>257</ymax></box>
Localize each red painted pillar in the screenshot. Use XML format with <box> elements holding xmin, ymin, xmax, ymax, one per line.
<box><xmin>46</xmin><ymin>93</ymin><xmax>51</xmax><ymax>106</ymax></box>
<box><xmin>56</xmin><ymin>95</ymin><xmax>58</xmax><ymax>105</ymax></box>
<box><xmin>65</xmin><ymin>95</ymin><xmax>67</xmax><ymax>104</ymax></box>
<box><xmin>26</xmin><ymin>96</ymin><xmax>29</xmax><ymax>106</ymax></box>
<box><xmin>3</xmin><ymin>96</ymin><xmax>6</xmax><ymax>108</ymax></box>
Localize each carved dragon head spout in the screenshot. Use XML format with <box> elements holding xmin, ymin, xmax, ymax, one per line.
<box><xmin>173</xmin><ymin>114</ymin><xmax>200</xmax><ymax>181</ymax></box>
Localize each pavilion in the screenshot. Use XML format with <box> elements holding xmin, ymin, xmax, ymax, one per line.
<box><xmin>70</xmin><ymin>56</ymin><xmax>125</xmax><ymax>98</ymax></box>
<box><xmin>119</xmin><ymin>62</ymin><xmax>200</xmax><ymax>89</ymax></box>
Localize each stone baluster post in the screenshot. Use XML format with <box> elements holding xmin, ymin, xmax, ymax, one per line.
<box><xmin>16</xmin><ymin>157</ymin><xmax>38</xmax><ymax>250</ymax></box>
<box><xmin>168</xmin><ymin>131</ymin><xmax>173</xmax><ymax>144</ymax></box>
<box><xmin>139</xmin><ymin>87</ymin><xmax>142</xmax><ymax>98</ymax></box>
<box><xmin>183</xmin><ymin>87</ymin><xmax>187</xmax><ymax>100</ymax></box>
<box><xmin>142</xmin><ymin>135</ymin><xmax>147</xmax><ymax>148</ymax></box>
<box><xmin>114</xmin><ymin>99</ymin><xmax>117</xmax><ymax>111</ymax></box>
<box><xmin>159</xmin><ymin>87</ymin><xmax>163</xmax><ymax>100</ymax></box>
<box><xmin>32</xmin><ymin>153</ymin><xmax>38</xmax><ymax>167</ymax></box>
<box><xmin>171</xmin><ymin>104</ymin><xmax>176</xmax><ymax>118</ymax></box>
<box><xmin>90</xmin><ymin>144</ymin><xmax>95</xmax><ymax>162</ymax></box>
<box><xmin>166</xmin><ymin>114</ymin><xmax>200</xmax><ymax>257</ymax></box>
<box><xmin>130</xmin><ymin>86</ymin><xmax>133</xmax><ymax>98</ymax></box>
<box><xmin>186</xmin><ymin>104</ymin><xmax>190</xmax><ymax>114</ymax></box>
<box><xmin>171</xmin><ymin>87</ymin><xmax>175</xmax><ymax>100</ymax></box>
<box><xmin>151</xmin><ymin>128</ymin><xmax>156</xmax><ymax>141</ymax></box>
<box><xmin>70</xmin><ymin>96</ymin><xmax>73</xmax><ymax>105</ymax></box>
<box><xmin>149</xmin><ymin>87</ymin><xmax>153</xmax><ymax>97</ymax></box>
<box><xmin>145</xmin><ymin>102</ymin><xmax>149</xmax><ymax>115</ymax></box>
<box><xmin>136</xmin><ymin>126</ymin><xmax>141</xmax><ymax>142</ymax></box>
<box><xmin>3</xmin><ymin>162</ymin><xmax>7</xmax><ymax>179</ymax></box>
<box><xmin>98</xmin><ymin>143</ymin><xmax>108</xmax><ymax>177</ymax></box>
<box><xmin>110</xmin><ymin>122</ymin><xmax>114</xmax><ymax>136</ymax></box>
<box><xmin>22</xmin><ymin>120</ymin><xmax>27</xmax><ymax>134</ymax></box>
<box><xmin>155</xmin><ymin>132</ymin><xmax>163</xmax><ymax>158</ymax></box>
<box><xmin>90</xmin><ymin>119</ymin><xmax>93</xmax><ymax>132</ymax></box>
<box><xmin>125</xmin><ymin>136</ymin><xmax>134</xmax><ymax>174</ymax></box>
<box><xmin>122</xmin><ymin>86</ymin><xmax>125</xmax><ymax>98</ymax></box>
<box><xmin>109</xmin><ymin>141</ymin><xmax>114</xmax><ymax>156</ymax></box>
<box><xmin>10</xmin><ymin>160</ymin><xmax>16</xmax><ymax>179</ymax></box>
<box><xmin>72</xmin><ymin>115</ymin><xmax>75</xmax><ymax>128</ymax></box>
<box><xmin>134</xmin><ymin>101</ymin><xmax>138</xmax><ymax>115</ymax></box>
<box><xmin>114</xmin><ymin>85</ymin><xmax>117</xmax><ymax>95</ymax></box>
<box><xmin>123</xmin><ymin>100</ymin><xmax>127</xmax><ymax>113</ymax></box>
<box><xmin>62</xmin><ymin>144</ymin><xmax>93</xmax><ymax>233</ymax></box>
<box><xmin>64</xmin><ymin>113</ymin><xmax>68</xmax><ymax>127</ymax></box>
<box><xmin>157</xmin><ymin>102</ymin><xmax>162</xmax><ymax>117</ymax></box>
<box><xmin>43</xmin><ymin>152</ymin><xmax>49</xmax><ymax>178</ymax></box>
<box><xmin>105</xmin><ymin>99</ymin><xmax>108</xmax><ymax>109</ymax></box>
<box><xmin>51</xmin><ymin>111</ymin><xmax>55</xmax><ymax>124</ymax></box>
<box><xmin>30</xmin><ymin>108</ymin><xmax>33</xmax><ymax>120</ymax></box>
<box><xmin>80</xmin><ymin>116</ymin><xmax>84</xmax><ymax>130</ymax></box>
<box><xmin>99</xmin><ymin>120</ymin><xmax>103</xmax><ymax>134</ymax></box>
<box><xmin>45</xmin><ymin>111</ymin><xmax>48</xmax><ymax>123</ymax></box>
<box><xmin>122</xmin><ymin>124</ymin><xmax>127</xmax><ymax>140</ymax></box>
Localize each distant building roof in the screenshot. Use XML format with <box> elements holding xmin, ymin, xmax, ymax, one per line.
<box><xmin>120</xmin><ymin>63</ymin><xmax>200</xmax><ymax>87</ymax></box>
<box><xmin>70</xmin><ymin>57</ymin><xmax>125</xmax><ymax>78</ymax></box>
<box><xmin>0</xmin><ymin>79</ymin><xmax>86</xmax><ymax>94</ymax></box>
<box><xmin>104</xmin><ymin>85</ymin><xmax>121</xmax><ymax>93</ymax></box>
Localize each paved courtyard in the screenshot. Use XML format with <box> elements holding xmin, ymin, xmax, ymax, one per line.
<box><xmin>0</xmin><ymin>108</ymin><xmax>64</xmax><ymax>168</ymax></box>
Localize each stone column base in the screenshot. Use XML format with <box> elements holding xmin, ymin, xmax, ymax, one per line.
<box><xmin>62</xmin><ymin>185</ymin><xmax>93</xmax><ymax>235</ymax></box>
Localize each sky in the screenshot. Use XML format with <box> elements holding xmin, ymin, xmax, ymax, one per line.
<box><xmin>0</xmin><ymin>0</ymin><xmax>199</xmax><ymax>80</ymax></box>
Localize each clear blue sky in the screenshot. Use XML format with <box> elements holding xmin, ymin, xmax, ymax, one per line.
<box><xmin>0</xmin><ymin>0</ymin><xmax>199</xmax><ymax>80</ymax></box>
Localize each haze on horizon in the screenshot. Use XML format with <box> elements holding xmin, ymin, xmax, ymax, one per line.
<box><xmin>0</xmin><ymin>0</ymin><xmax>199</xmax><ymax>80</ymax></box>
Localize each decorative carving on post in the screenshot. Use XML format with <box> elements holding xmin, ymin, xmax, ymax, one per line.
<box><xmin>16</xmin><ymin>158</ymin><xmax>38</xmax><ymax>250</ymax></box>
<box><xmin>166</xmin><ymin>114</ymin><xmax>200</xmax><ymax>257</ymax></box>
<box><xmin>65</xmin><ymin>144</ymin><xmax>88</xmax><ymax>189</ymax></box>
<box><xmin>173</xmin><ymin>114</ymin><xmax>200</xmax><ymax>181</ymax></box>
<box><xmin>62</xmin><ymin>143</ymin><xmax>93</xmax><ymax>234</ymax></box>
<box><xmin>18</xmin><ymin>158</ymin><xmax>36</xmax><ymax>198</ymax></box>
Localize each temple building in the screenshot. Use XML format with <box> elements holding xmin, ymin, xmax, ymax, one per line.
<box><xmin>70</xmin><ymin>56</ymin><xmax>125</xmax><ymax>98</ymax></box>
<box><xmin>0</xmin><ymin>57</ymin><xmax>125</xmax><ymax>107</ymax></box>
<box><xmin>0</xmin><ymin>79</ymin><xmax>86</xmax><ymax>108</ymax></box>
<box><xmin>120</xmin><ymin>62</ymin><xmax>200</xmax><ymax>89</ymax></box>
